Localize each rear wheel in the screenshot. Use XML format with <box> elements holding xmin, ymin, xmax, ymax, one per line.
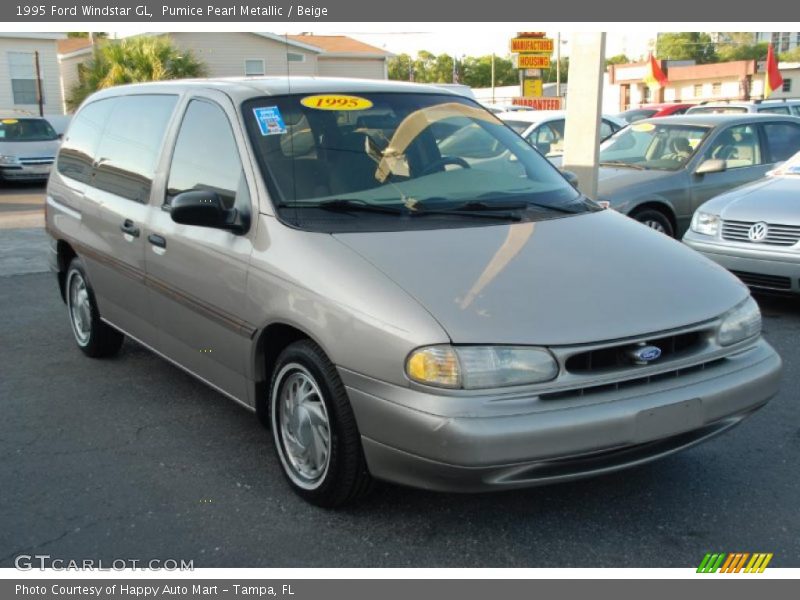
<box><xmin>631</xmin><ymin>208</ymin><xmax>674</xmax><ymax>237</ymax></box>
<box><xmin>269</xmin><ymin>339</ymin><xmax>373</xmax><ymax>507</ymax></box>
<box><xmin>65</xmin><ymin>257</ymin><xmax>124</xmax><ymax>358</ymax></box>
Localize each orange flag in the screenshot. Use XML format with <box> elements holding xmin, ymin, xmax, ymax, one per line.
<box><xmin>643</xmin><ymin>53</ymin><xmax>668</xmax><ymax>88</ymax></box>
<box><xmin>764</xmin><ymin>43</ymin><xmax>784</xmax><ymax>98</ymax></box>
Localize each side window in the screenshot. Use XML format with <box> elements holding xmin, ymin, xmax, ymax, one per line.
<box><xmin>758</xmin><ymin>106</ymin><xmax>790</xmax><ymax>115</ymax></box>
<box><xmin>56</xmin><ymin>99</ymin><xmax>114</xmax><ymax>184</ymax></box>
<box><xmin>763</xmin><ymin>122</ymin><xmax>800</xmax><ymax>163</ymax></box>
<box><xmin>706</xmin><ymin>125</ymin><xmax>762</xmax><ymax>169</ymax></box>
<box><xmin>93</xmin><ymin>95</ymin><xmax>178</xmax><ymax>202</ymax></box>
<box><xmin>167</xmin><ymin>99</ymin><xmax>246</xmax><ymax>211</ymax></box>
<box><xmin>530</xmin><ymin>121</ymin><xmax>564</xmax><ymax>156</ymax></box>
<box><xmin>600</xmin><ymin>120</ymin><xmax>615</xmax><ymax>140</ymax></box>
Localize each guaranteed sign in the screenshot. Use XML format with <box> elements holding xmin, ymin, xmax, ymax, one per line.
<box><xmin>510</xmin><ymin>38</ymin><xmax>554</xmax><ymax>54</ymax></box>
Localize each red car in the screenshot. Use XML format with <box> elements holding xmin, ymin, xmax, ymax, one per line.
<box><xmin>617</xmin><ymin>103</ymin><xmax>694</xmax><ymax>123</ymax></box>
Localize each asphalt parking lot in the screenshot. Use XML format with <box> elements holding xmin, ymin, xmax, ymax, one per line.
<box><xmin>1</xmin><ymin>184</ymin><xmax>798</xmax><ymax>568</ymax></box>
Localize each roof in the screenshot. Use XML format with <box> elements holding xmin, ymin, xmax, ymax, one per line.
<box><xmin>80</xmin><ymin>76</ymin><xmax>459</xmax><ymax>104</ymax></box>
<box><xmin>642</xmin><ymin>113</ymin><xmax>800</xmax><ymax>127</ymax></box>
<box><xmin>287</xmin><ymin>35</ymin><xmax>393</xmax><ymax>57</ymax></box>
<box><xmin>57</xmin><ymin>37</ymin><xmax>94</xmax><ymax>55</ymax></box>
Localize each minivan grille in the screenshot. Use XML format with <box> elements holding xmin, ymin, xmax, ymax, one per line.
<box><xmin>19</xmin><ymin>156</ymin><xmax>54</xmax><ymax>166</ymax></box>
<box><xmin>730</xmin><ymin>270</ymin><xmax>793</xmax><ymax>290</ymax></box>
<box><xmin>541</xmin><ymin>359</ymin><xmax>726</xmax><ymax>401</ymax></box>
<box><xmin>565</xmin><ymin>331</ymin><xmax>703</xmax><ymax>374</ymax></box>
<box><xmin>722</xmin><ymin>219</ymin><xmax>800</xmax><ymax>246</ymax></box>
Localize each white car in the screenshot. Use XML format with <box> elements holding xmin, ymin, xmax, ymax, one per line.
<box><xmin>481</xmin><ymin>103</ymin><xmax>536</xmax><ymax>114</ymax></box>
<box><xmin>497</xmin><ymin>110</ymin><xmax>627</xmax><ymax>158</ymax></box>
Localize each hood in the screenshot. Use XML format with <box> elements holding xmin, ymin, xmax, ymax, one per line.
<box><xmin>596</xmin><ymin>166</ymin><xmax>675</xmax><ymax>199</ymax></box>
<box><xmin>706</xmin><ymin>176</ymin><xmax>800</xmax><ymax>225</ymax></box>
<box><xmin>0</xmin><ymin>139</ymin><xmax>60</xmax><ymax>158</ymax></box>
<box><xmin>333</xmin><ymin>210</ymin><xmax>747</xmax><ymax>346</ymax></box>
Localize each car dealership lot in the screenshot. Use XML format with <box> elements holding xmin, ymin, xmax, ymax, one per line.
<box><xmin>1</xmin><ymin>187</ymin><xmax>798</xmax><ymax>568</ymax></box>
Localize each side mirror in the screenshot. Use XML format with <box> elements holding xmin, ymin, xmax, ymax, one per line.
<box><xmin>561</xmin><ymin>169</ymin><xmax>579</xmax><ymax>187</ymax></box>
<box><xmin>57</xmin><ymin>133</ymin><xmax>64</xmax><ymax>140</ymax></box>
<box><xmin>695</xmin><ymin>158</ymin><xmax>726</xmax><ymax>175</ymax></box>
<box><xmin>169</xmin><ymin>190</ymin><xmax>246</xmax><ymax>232</ymax></box>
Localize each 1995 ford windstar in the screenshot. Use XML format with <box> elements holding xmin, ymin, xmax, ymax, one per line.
<box><xmin>46</xmin><ymin>78</ymin><xmax>782</xmax><ymax>506</ymax></box>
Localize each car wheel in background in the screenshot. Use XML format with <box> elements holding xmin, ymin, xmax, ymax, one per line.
<box><xmin>631</xmin><ymin>208</ymin><xmax>674</xmax><ymax>237</ymax></box>
<box><xmin>65</xmin><ymin>257</ymin><xmax>124</xmax><ymax>358</ymax></box>
<box><xmin>269</xmin><ymin>339</ymin><xmax>373</xmax><ymax>507</ymax></box>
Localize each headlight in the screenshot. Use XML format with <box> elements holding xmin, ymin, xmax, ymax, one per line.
<box><xmin>0</xmin><ymin>154</ymin><xmax>20</xmax><ymax>166</ymax></box>
<box><xmin>718</xmin><ymin>297</ymin><xmax>761</xmax><ymax>346</ymax></box>
<box><xmin>406</xmin><ymin>345</ymin><xmax>558</xmax><ymax>389</ymax></box>
<box><xmin>691</xmin><ymin>211</ymin><xmax>720</xmax><ymax>236</ymax></box>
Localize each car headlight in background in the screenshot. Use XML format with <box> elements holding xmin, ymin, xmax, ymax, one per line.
<box><xmin>0</xmin><ymin>155</ymin><xmax>21</xmax><ymax>166</ymax></box>
<box><xmin>718</xmin><ymin>297</ymin><xmax>761</xmax><ymax>346</ymax></box>
<box><xmin>406</xmin><ymin>345</ymin><xmax>558</xmax><ymax>389</ymax></box>
<box><xmin>691</xmin><ymin>211</ymin><xmax>720</xmax><ymax>236</ymax></box>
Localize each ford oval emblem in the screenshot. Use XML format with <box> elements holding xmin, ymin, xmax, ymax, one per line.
<box><xmin>628</xmin><ymin>344</ymin><xmax>662</xmax><ymax>365</ymax></box>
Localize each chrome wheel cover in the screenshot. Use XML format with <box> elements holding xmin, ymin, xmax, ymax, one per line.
<box><xmin>271</xmin><ymin>363</ymin><xmax>331</xmax><ymax>489</ymax></box>
<box><xmin>67</xmin><ymin>270</ymin><xmax>92</xmax><ymax>346</ymax></box>
<box><xmin>643</xmin><ymin>219</ymin><xmax>667</xmax><ymax>233</ymax></box>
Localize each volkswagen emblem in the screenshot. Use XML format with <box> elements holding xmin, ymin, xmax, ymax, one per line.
<box><xmin>627</xmin><ymin>343</ymin><xmax>662</xmax><ymax>365</ymax></box>
<box><xmin>747</xmin><ymin>221</ymin><xmax>769</xmax><ymax>242</ymax></box>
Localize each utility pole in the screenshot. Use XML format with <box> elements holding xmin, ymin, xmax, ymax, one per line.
<box><xmin>34</xmin><ymin>51</ymin><xmax>44</xmax><ymax>117</ymax></box>
<box><xmin>556</xmin><ymin>32</ymin><xmax>561</xmax><ymax>98</ymax></box>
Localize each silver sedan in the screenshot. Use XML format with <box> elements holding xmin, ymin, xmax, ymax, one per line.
<box><xmin>684</xmin><ymin>151</ymin><xmax>800</xmax><ymax>294</ymax></box>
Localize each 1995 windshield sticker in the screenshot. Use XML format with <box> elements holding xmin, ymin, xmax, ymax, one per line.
<box><xmin>300</xmin><ymin>94</ymin><xmax>374</xmax><ymax>111</ymax></box>
<box><xmin>253</xmin><ymin>107</ymin><xmax>287</xmax><ymax>136</ymax></box>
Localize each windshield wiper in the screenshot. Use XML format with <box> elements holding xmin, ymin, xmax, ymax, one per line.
<box><xmin>424</xmin><ymin>198</ymin><xmax>581</xmax><ymax>215</ymax></box>
<box><xmin>599</xmin><ymin>161</ymin><xmax>647</xmax><ymax>170</ymax></box>
<box><xmin>282</xmin><ymin>198</ymin><xmax>522</xmax><ymax>221</ymax></box>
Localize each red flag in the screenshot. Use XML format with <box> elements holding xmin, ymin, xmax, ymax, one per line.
<box><xmin>643</xmin><ymin>53</ymin><xmax>668</xmax><ymax>88</ymax></box>
<box><xmin>764</xmin><ymin>43</ymin><xmax>784</xmax><ymax>98</ymax></box>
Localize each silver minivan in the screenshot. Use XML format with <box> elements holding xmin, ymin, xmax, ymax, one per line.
<box><xmin>46</xmin><ymin>78</ymin><xmax>782</xmax><ymax>506</ymax></box>
<box><xmin>0</xmin><ymin>115</ymin><xmax>61</xmax><ymax>182</ymax></box>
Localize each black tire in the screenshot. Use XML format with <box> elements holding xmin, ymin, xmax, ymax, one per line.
<box><xmin>631</xmin><ymin>208</ymin><xmax>674</xmax><ymax>237</ymax></box>
<box><xmin>65</xmin><ymin>257</ymin><xmax>124</xmax><ymax>358</ymax></box>
<box><xmin>269</xmin><ymin>339</ymin><xmax>373</xmax><ymax>507</ymax></box>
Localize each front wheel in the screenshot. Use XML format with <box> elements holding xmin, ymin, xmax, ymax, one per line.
<box><xmin>631</xmin><ymin>208</ymin><xmax>674</xmax><ymax>237</ymax></box>
<box><xmin>269</xmin><ymin>340</ymin><xmax>373</xmax><ymax>507</ymax></box>
<box><xmin>65</xmin><ymin>257</ymin><xmax>124</xmax><ymax>358</ymax></box>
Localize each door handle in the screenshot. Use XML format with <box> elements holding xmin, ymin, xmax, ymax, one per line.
<box><xmin>148</xmin><ymin>234</ymin><xmax>167</xmax><ymax>249</ymax></box>
<box><xmin>120</xmin><ymin>219</ymin><xmax>140</xmax><ymax>237</ymax></box>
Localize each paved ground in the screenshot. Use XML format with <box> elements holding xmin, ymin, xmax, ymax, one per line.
<box><xmin>1</xmin><ymin>184</ymin><xmax>798</xmax><ymax>568</ymax></box>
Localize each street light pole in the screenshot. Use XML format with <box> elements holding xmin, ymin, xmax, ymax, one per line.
<box><xmin>34</xmin><ymin>51</ymin><xmax>44</xmax><ymax>117</ymax></box>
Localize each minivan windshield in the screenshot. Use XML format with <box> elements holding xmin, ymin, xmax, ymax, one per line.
<box><xmin>0</xmin><ymin>118</ymin><xmax>58</xmax><ymax>142</ymax></box>
<box><xmin>242</xmin><ymin>93</ymin><xmax>589</xmax><ymax>232</ymax></box>
<box><xmin>599</xmin><ymin>122</ymin><xmax>709</xmax><ymax>171</ymax></box>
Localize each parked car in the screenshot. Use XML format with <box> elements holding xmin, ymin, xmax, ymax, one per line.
<box><xmin>590</xmin><ymin>113</ymin><xmax>800</xmax><ymax>237</ymax></box>
<box><xmin>497</xmin><ymin>110</ymin><xmax>627</xmax><ymax>157</ymax></box>
<box><xmin>687</xmin><ymin>99</ymin><xmax>800</xmax><ymax>117</ymax></box>
<box><xmin>683</xmin><ymin>150</ymin><xmax>800</xmax><ymax>294</ymax></box>
<box><xmin>0</xmin><ymin>113</ymin><xmax>61</xmax><ymax>182</ymax></box>
<box><xmin>617</xmin><ymin>103</ymin><xmax>695</xmax><ymax>123</ymax></box>
<box><xmin>47</xmin><ymin>78</ymin><xmax>781</xmax><ymax>506</ymax></box>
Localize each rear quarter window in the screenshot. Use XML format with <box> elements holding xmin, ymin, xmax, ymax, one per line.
<box><xmin>56</xmin><ymin>99</ymin><xmax>115</xmax><ymax>184</ymax></box>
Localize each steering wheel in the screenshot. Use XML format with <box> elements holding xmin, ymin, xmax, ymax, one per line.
<box><xmin>422</xmin><ymin>156</ymin><xmax>471</xmax><ymax>175</ymax></box>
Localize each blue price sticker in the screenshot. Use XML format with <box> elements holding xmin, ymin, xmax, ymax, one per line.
<box><xmin>253</xmin><ymin>106</ymin><xmax>287</xmax><ymax>136</ymax></box>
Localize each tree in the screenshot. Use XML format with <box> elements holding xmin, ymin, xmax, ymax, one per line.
<box><xmin>461</xmin><ymin>55</ymin><xmax>517</xmax><ymax>88</ymax></box>
<box><xmin>605</xmin><ymin>54</ymin><xmax>631</xmax><ymax>66</ymax></box>
<box><xmin>541</xmin><ymin>57</ymin><xmax>569</xmax><ymax>84</ymax></box>
<box><xmin>387</xmin><ymin>53</ymin><xmax>414</xmax><ymax>81</ymax></box>
<box><xmin>67</xmin><ymin>36</ymin><xmax>207</xmax><ymax>110</ymax></box>
<box><xmin>656</xmin><ymin>33</ymin><xmax>718</xmax><ymax>63</ymax></box>
<box><xmin>67</xmin><ymin>32</ymin><xmax>108</xmax><ymax>39</ymax></box>
<box><xmin>718</xmin><ymin>41</ymin><xmax>769</xmax><ymax>62</ymax></box>
<box><xmin>780</xmin><ymin>46</ymin><xmax>800</xmax><ymax>62</ymax></box>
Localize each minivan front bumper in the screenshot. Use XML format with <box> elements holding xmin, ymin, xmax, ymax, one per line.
<box><xmin>341</xmin><ymin>339</ymin><xmax>781</xmax><ymax>492</ymax></box>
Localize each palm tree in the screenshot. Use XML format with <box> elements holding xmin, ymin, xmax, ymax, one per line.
<box><xmin>67</xmin><ymin>36</ymin><xmax>207</xmax><ymax>110</ymax></box>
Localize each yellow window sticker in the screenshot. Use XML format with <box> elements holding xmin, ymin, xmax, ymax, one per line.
<box><xmin>301</xmin><ymin>95</ymin><xmax>373</xmax><ymax>111</ymax></box>
<box><xmin>1</xmin><ymin>119</ymin><xmax>19</xmax><ymax>124</ymax></box>
<box><xmin>631</xmin><ymin>122</ymin><xmax>656</xmax><ymax>132</ymax></box>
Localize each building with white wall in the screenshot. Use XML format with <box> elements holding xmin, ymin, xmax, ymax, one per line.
<box><xmin>1</xmin><ymin>33</ymin><xmax>66</xmax><ymax>116</ymax></box>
